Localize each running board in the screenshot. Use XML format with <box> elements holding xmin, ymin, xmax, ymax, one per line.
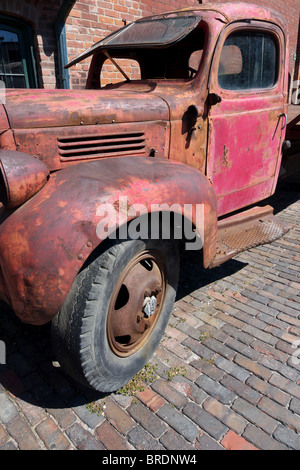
<box><xmin>210</xmin><ymin>205</ymin><xmax>289</xmax><ymax>268</ymax></box>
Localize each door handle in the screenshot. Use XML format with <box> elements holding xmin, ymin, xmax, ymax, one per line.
<box><xmin>208</xmin><ymin>93</ymin><xmax>222</xmax><ymax>106</ymax></box>
<box><xmin>278</xmin><ymin>113</ymin><xmax>287</xmax><ymax>131</ymax></box>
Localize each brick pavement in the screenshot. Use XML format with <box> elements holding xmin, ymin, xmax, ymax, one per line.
<box><xmin>0</xmin><ymin>174</ymin><xmax>299</xmax><ymax>451</ymax></box>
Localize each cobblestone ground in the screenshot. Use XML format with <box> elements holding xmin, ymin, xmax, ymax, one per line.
<box><xmin>0</xmin><ymin>174</ymin><xmax>299</xmax><ymax>451</ymax></box>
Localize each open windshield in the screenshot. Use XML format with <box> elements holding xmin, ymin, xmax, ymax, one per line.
<box><xmin>102</xmin><ymin>16</ymin><xmax>201</xmax><ymax>46</ymax></box>
<box><xmin>66</xmin><ymin>15</ymin><xmax>201</xmax><ymax>69</ymax></box>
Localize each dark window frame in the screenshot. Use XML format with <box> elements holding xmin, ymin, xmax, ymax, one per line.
<box><xmin>0</xmin><ymin>15</ymin><xmax>38</xmax><ymax>88</ymax></box>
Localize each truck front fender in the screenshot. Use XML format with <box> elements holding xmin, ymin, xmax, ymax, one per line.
<box><xmin>0</xmin><ymin>156</ymin><xmax>217</xmax><ymax>325</ymax></box>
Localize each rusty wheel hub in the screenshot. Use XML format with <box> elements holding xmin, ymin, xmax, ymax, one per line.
<box><xmin>107</xmin><ymin>250</ymin><xmax>166</xmax><ymax>357</ymax></box>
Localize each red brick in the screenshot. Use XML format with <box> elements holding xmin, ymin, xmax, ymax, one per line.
<box><xmin>0</xmin><ymin>424</ymin><xmax>9</xmax><ymax>447</ymax></box>
<box><xmin>221</xmin><ymin>431</ymin><xmax>258</xmax><ymax>451</ymax></box>
<box><xmin>135</xmin><ymin>386</ymin><xmax>166</xmax><ymax>412</ymax></box>
<box><xmin>6</xmin><ymin>416</ymin><xmax>42</xmax><ymax>450</ymax></box>
<box><xmin>95</xmin><ymin>421</ymin><xmax>130</xmax><ymax>450</ymax></box>
<box><xmin>14</xmin><ymin>397</ymin><xmax>47</xmax><ymax>427</ymax></box>
<box><xmin>104</xmin><ymin>397</ymin><xmax>135</xmax><ymax>434</ymax></box>
<box><xmin>36</xmin><ymin>418</ymin><xmax>71</xmax><ymax>450</ymax></box>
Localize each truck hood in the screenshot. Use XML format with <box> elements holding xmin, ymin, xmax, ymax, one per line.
<box><xmin>3</xmin><ymin>88</ymin><xmax>169</xmax><ymax>129</ymax></box>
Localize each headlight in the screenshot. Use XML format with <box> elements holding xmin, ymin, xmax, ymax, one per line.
<box><xmin>0</xmin><ymin>150</ymin><xmax>49</xmax><ymax>209</ymax></box>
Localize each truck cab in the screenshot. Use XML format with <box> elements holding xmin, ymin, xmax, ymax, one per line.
<box><xmin>75</xmin><ymin>3</ymin><xmax>289</xmax><ymax>217</ymax></box>
<box><xmin>0</xmin><ymin>3</ymin><xmax>290</xmax><ymax>392</ymax></box>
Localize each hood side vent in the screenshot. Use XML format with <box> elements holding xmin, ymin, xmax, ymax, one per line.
<box><xmin>58</xmin><ymin>132</ymin><xmax>146</xmax><ymax>161</ymax></box>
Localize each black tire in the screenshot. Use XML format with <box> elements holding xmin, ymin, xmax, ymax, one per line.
<box><xmin>51</xmin><ymin>236</ymin><xmax>179</xmax><ymax>392</ymax></box>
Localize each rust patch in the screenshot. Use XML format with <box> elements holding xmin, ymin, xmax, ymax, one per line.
<box><xmin>222</xmin><ymin>145</ymin><xmax>230</xmax><ymax>167</ymax></box>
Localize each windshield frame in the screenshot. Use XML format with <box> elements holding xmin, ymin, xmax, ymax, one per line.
<box><xmin>65</xmin><ymin>14</ymin><xmax>202</xmax><ymax>69</ymax></box>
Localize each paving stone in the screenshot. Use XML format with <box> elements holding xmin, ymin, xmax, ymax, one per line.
<box><xmin>0</xmin><ymin>423</ymin><xmax>8</xmax><ymax>446</ymax></box>
<box><xmin>162</xmin><ymin>337</ymin><xmax>196</xmax><ymax>361</ymax></box>
<box><xmin>221</xmin><ymin>430</ymin><xmax>258</xmax><ymax>450</ymax></box>
<box><xmin>171</xmin><ymin>375</ymin><xmax>208</xmax><ymax>405</ymax></box>
<box><xmin>214</xmin><ymin>356</ymin><xmax>250</xmax><ymax>382</ymax></box>
<box><xmin>234</xmin><ymin>354</ymin><xmax>273</xmax><ymax>381</ymax></box>
<box><xmin>182</xmin><ymin>337</ymin><xmax>216</xmax><ymax>362</ymax></box>
<box><xmin>220</xmin><ymin>325</ymin><xmax>254</xmax><ymax>347</ymax></box>
<box><xmin>72</xmin><ymin>402</ymin><xmax>105</xmax><ymax>429</ymax></box>
<box><xmin>45</xmin><ymin>406</ymin><xmax>77</xmax><ymax>431</ymax></box>
<box><xmin>196</xmin><ymin>432</ymin><xmax>224</xmax><ymax>450</ymax></box>
<box><xmin>258</xmin><ymin>396</ymin><xmax>300</xmax><ymax>433</ymax></box>
<box><xmin>269</xmin><ymin>373</ymin><xmax>300</xmax><ymax>400</ymax></box>
<box><xmin>242</xmin><ymin>424</ymin><xmax>288</xmax><ymax>450</ymax></box>
<box><xmin>273</xmin><ymin>424</ymin><xmax>300</xmax><ymax>450</ymax></box>
<box><xmin>202</xmin><ymin>397</ymin><xmax>247</xmax><ymax>435</ymax></box>
<box><xmin>196</xmin><ymin>375</ymin><xmax>236</xmax><ymax>405</ymax></box>
<box><xmin>224</xmin><ymin>337</ymin><xmax>262</xmax><ymax>360</ymax></box>
<box><xmin>35</xmin><ymin>417</ymin><xmax>71</xmax><ymax>450</ymax></box>
<box><xmin>104</xmin><ymin>397</ymin><xmax>135</xmax><ymax>434</ymax></box>
<box><xmin>157</xmin><ymin>404</ymin><xmax>199</xmax><ymax>443</ymax></box>
<box><xmin>95</xmin><ymin>421</ymin><xmax>130</xmax><ymax>450</ymax></box>
<box><xmin>246</xmin><ymin>375</ymin><xmax>290</xmax><ymax>407</ymax></box>
<box><xmin>183</xmin><ymin>402</ymin><xmax>228</xmax><ymax>441</ymax></box>
<box><xmin>127</xmin><ymin>425</ymin><xmax>164</xmax><ymax>450</ymax></box>
<box><xmin>151</xmin><ymin>379</ymin><xmax>188</xmax><ymax>409</ymax></box>
<box><xmin>155</xmin><ymin>345</ymin><xmax>200</xmax><ymax>382</ymax></box>
<box><xmin>190</xmin><ymin>357</ymin><xmax>226</xmax><ymax>381</ymax></box>
<box><xmin>159</xmin><ymin>429</ymin><xmax>194</xmax><ymax>450</ymax></box>
<box><xmin>220</xmin><ymin>375</ymin><xmax>262</xmax><ymax>405</ymax></box>
<box><xmin>232</xmin><ymin>398</ymin><xmax>279</xmax><ymax>434</ymax></box>
<box><xmin>289</xmin><ymin>398</ymin><xmax>300</xmax><ymax>415</ymax></box>
<box><xmin>0</xmin><ymin>440</ymin><xmax>18</xmax><ymax>450</ymax></box>
<box><xmin>201</xmin><ymin>337</ymin><xmax>236</xmax><ymax>361</ymax></box>
<box><xmin>135</xmin><ymin>386</ymin><xmax>166</xmax><ymax>412</ymax></box>
<box><xmin>66</xmin><ymin>423</ymin><xmax>105</xmax><ymax>450</ymax></box>
<box><xmin>127</xmin><ymin>401</ymin><xmax>167</xmax><ymax>438</ymax></box>
<box><xmin>252</xmin><ymin>339</ymin><xmax>289</xmax><ymax>363</ymax></box>
<box><xmin>259</xmin><ymin>356</ymin><xmax>299</xmax><ymax>381</ymax></box>
<box><xmin>0</xmin><ymin>393</ymin><xmax>18</xmax><ymax>424</ymax></box>
<box><xmin>7</xmin><ymin>415</ymin><xmax>43</xmax><ymax>450</ymax></box>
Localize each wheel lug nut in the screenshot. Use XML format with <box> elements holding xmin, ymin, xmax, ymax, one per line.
<box><xmin>137</xmin><ymin>313</ymin><xmax>146</xmax><ymax>323</ymax></box>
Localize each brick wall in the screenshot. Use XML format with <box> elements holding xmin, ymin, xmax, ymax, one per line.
<box><xmin>66</xmin><ymin>0</ymin><xmax>143</xmax><ymax>89</ymax></box>
<box><xmin>66</xmin><ymin>0</ymin><xmax>300</xmax><ymax>90</ymax></box>
<box><xmin>0</xmin><ymin>0</ymin><xmax>299</xmax><ymax>90</ymax></box>
<box><xmin>66</xmin><ymin>0</ymin><xmax>200</xmax><ymax>89</ymax></box>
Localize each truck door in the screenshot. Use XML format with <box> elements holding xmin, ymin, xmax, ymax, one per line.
<box><xmin>206</xmin><ymin>22</ymin><xmax>287</xmax><ymax>217</ymax></box>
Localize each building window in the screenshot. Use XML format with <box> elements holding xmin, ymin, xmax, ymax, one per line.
<box><xmin>0</xmin><ymin>16</ymin><xmax>37</xmax><ymax>88</ymax></box>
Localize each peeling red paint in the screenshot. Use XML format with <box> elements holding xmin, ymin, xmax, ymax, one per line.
<box><xmin>0</xmin><ymin>3</ymin><xmax>290</xmax><ymax>325</ymax></box>
<box><xmin>0</xmin><ymin>157</ymin><xmax>217</xmax><ymax>325</ymax></box>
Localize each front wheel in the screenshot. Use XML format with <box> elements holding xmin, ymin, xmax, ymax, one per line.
<box><xmin>51</xmin><ymin>237</ymin><xmax>179</xmax><ymax>392</ymax></box>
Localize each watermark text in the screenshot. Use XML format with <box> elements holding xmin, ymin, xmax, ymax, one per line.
<box><xmin>292</xmin><ymin>340</ymin><xmax>300</xmax><ymax>365</ymax></box>
<box><xmin>291</xmin><ymin>80</ymin><xmax>300</xmax><ymax>105</ymax></box>
<box><xmin>96</xmin><ymin>197</ymin><xmax>205</xmax><ymax>251</ymax></box>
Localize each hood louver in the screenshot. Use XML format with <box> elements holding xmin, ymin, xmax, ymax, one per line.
<box><xmin>58</xmin><ymin>131</ymin><xmax>146</xmax><ymax>161</ymax></box>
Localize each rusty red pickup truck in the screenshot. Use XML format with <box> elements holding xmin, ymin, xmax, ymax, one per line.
<box><xmin>0</xmin><ymin>3</ymin><xmax>295</xmax><ymax>391</ymax></box>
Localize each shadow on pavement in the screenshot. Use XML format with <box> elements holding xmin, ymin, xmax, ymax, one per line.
<box><xmin>0</xmin><ymin>174</ymin><xmax>299</xmax><ymax>409</ymax></box>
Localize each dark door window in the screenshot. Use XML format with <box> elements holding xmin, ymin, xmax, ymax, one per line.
<box><xmin>218</xmin><ymin>30</ymin><xmax>278</xmax><ymax>91</ymax></box>
<box><xmin>0</xmin><ymin>17</ymin><xmax>37</xmax><ymax>88</ymax></box>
